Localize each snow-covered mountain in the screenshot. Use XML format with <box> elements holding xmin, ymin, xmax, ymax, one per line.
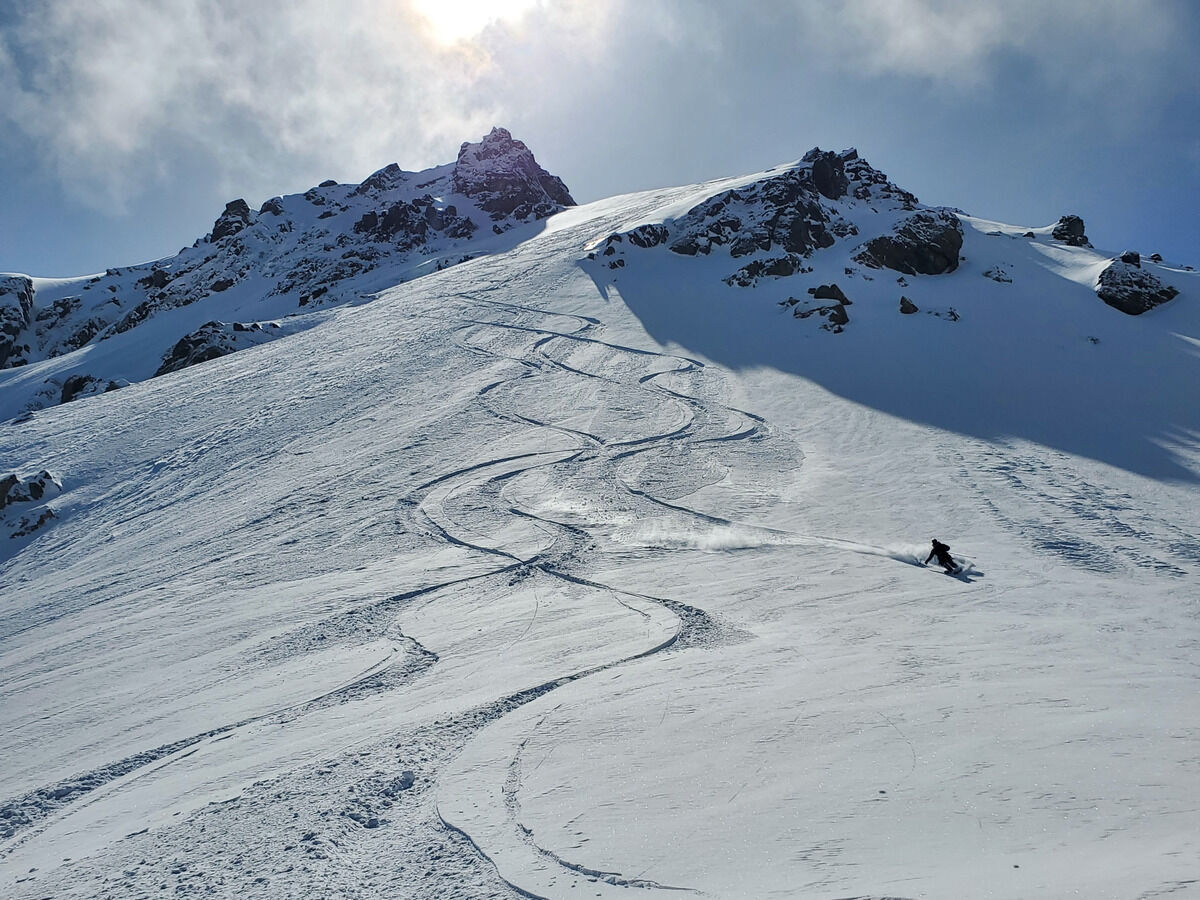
<box><xmin>0</xmin><ymin>127</ymin><xmax>573</xmax><ymax>416</ymax></box>
<box><xmin>2</xmin><ymin>134</ymin><xmax>1198</xmax><ymax>899</ymax></box>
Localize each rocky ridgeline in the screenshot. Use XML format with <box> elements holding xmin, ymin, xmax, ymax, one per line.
<box><xmin>592</xmin><ymin>153</ymin><xmax>1182</xmax><ymax>331</ymax></box>
<box><xmin>591</xmin><ymin>147</ymin><xmax>961</xmax><ymax>292</ymax></box>
<box><xmin>1</xmin><ymin>127</ymin><xmax>575</xmax><ymax>414</ymax></box>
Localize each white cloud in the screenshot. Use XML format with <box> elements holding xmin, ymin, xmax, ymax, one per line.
<box><xmin>0</xmin><ymin>0</ymin><xmax>1190</xmax><ymax>215</ymax></box>
<box><xmin>0</xmin><ymin>0</ymin><xmax>511</xmax><ymax>209</ymax></box>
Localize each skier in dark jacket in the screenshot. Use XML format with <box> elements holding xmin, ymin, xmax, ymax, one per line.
<box><xmin>925</xmin><ymin>538</ymin><xmax>958</xmax><ymax>573</ymax></box>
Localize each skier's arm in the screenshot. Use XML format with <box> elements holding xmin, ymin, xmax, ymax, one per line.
<box><xmin>924</xmin><ymin>549</ymin><xmax>934</xmax><ymax>564</ymax></box>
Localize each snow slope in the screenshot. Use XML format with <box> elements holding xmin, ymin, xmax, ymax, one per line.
<box><xmin>1</xmin><ymin>152</ymin><xmax>1198</xmax><ymax>899</ymax></box>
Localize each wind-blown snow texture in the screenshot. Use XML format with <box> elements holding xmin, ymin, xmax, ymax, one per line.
<box><xmin>1</xmin><ymin>140</ymin><xmax>1198</xmax><ymax>900</ymax></box>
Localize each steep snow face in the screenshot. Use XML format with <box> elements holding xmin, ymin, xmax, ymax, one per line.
<box><xmin>1</xmin><ymin>146</ymin><xmax>1198</xmax><ymax>900</ymax></box>
<box><xmin>0</xmin><ymin>128</ymin><xmax>574</xmax><ymax>419</ymax></box>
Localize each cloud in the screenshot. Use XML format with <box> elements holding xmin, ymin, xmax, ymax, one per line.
<box><xmin>795</xmin><ymin>0</ymin><xmax>1185</xmax><ymax>94</ymax></box>
<box><xmin>0</xmin><ymin>0</ymin><xmax>1192</xmax><ymax>216</ymax></box>
<box><xmin>0</xmin><ymin>0</ymin><xmax>510</xmax><ymax>209</ymax></box>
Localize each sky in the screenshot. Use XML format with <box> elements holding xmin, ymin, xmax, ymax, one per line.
<box><xmin>2</xmin><ymin>0</ymin><xmax>1198</xmax><ymax>277</ymax></box>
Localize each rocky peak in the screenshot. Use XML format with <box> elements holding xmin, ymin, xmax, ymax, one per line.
<box><xmin>210</xmin><ymin>199</ymin><xmax>254</xmax><ymax>242</ymax></box>
<box><xmin>1052</xmin><ymin>215</ymin><xmax>1090</xmax><ymax>247</ymax></box>
<box><xmin>802</xmin><ymin>148</ymin><xmax>849</xmax><ymax>200</ymax></box>
<box><xmin>452</xmin><ymin>126</ymin><xmax>575</xmax><ymax>223</ymax></box>
<box><xmin>594</xmin><ymin>147</ymin><xmax>924</xmax><ymax>289</ymax></box>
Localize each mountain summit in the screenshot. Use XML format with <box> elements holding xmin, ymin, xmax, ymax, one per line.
<box><xmin>0</xmin><ymin>128</ymin><xmax>574</xmax><ymax>414</ymax></box>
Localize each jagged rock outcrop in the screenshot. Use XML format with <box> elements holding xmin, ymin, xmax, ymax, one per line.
<box><xmin>807</xmin><ymin>149</ymin><xmax>849</xmax><ymax>200</ymax></box>
<box><xmin>155</xmin><ymin>321</ymin><xmax>282</xmax><ymax>377</ymax></box>
<box><xmin>853</xmin><ymin>210</ymin><xmax>964</xmax><ymax>276</ymax></box>
<box><xmin>211</xmin><ymin>199</ymin><xmax>254</xmax><ymax>242</ymax></box>
<box><xmin>596</xmin><ymin>147</ymin><xmax>919</xmax><ymax>289</ymax></box>
<box><xmin>899</xmin><ymin>296</ymin><xmax>919</xmax><ymax>314</ymax></box>
<box><xmin>0</xmin><ymin>275</ymin><xmax>35</xmax><ymax>368</ymax></box>
<box><xmin>665</xmin><ymin>163</ymin><xmax>847</xmax><ymax>259</ymax></box>
<box><xmin>451</xmin><ymin>127</ymin><xmax>575</xmax><ymax>224</ymax></box>
<box><xmin>1052</xmin><ymin>215</ymin><xmax>1090</xmax><ymax>247</ymax></box>
<box><xmin>1095</xmin><ymin>260</ymin><xmax>1179</xmax><ymax>315</ymax></box>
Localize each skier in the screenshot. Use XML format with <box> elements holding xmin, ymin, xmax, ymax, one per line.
<box><xmin>924</xmin><ymin>538</ymin><xmax>959</xmax><ymax>574</ymax></box>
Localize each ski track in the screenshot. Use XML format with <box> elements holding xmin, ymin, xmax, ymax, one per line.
<box><xmin>0</xmin><ymin>274</ymin><xmax>990</xmax><ymax>897</ymax></box>
<box><xmin>8</xmin><ymin>230</ymin><xmax>1088</xmax><ymax>900</ymax></box>
<box><xmin>382</xmin><ymin>289</ymin><xmax>892</xmax><ymax>895</ymax></box>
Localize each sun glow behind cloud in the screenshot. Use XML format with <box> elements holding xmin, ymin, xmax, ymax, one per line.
<box><xmin>410</xmin><ymin>0</ymin><xmax>539</xmax><ymax>44</ymax></box>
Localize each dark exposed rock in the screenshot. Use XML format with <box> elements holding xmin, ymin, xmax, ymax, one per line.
<box><xmin>853</xmin><ymin>210</ymin><xmax>964</xmax><ymax>275</ymax></box>
<box><xmin>983</xmin><ymin>266</ymin><xmax>1012</xmax><ymax>283</ymax></box>
<box><xmin>137</xmin><ymin>268</ymin><xmax>171</xmax><ymax>290</ymax></box>
<box><xmin>319</xmin><ymin>179</ymin><xmax>338</xmax><ymax>187</ymax></box>
<box><xmin>793</xmin><ymin>301</ymin><xmax>849</xmax><ymax>331</ymax></box>
<box><xmin>1051</xmin><ymin>215</ymin><xmax>1090</xmax><ymax>247</ymax></box>
<box><xmin>1</xmin><ymin>470</ymin><xmax>60</xmax><ymax>511</ymax></box>
<box><xmin>899</xmin><ymin>296</ymin><xmax>919</xmax><ymax>314</ymax></box>
<box><xmin>155</xmin><ymin>321</ymin><xmax>279</xmax><ymax>376</ymax></box>
<box><xmin>210</xmin><ymin>278</ymin><xmax>235</xmax><ymax>292</ymax></box>
<box><xmin>804</xmin><ymin>148</ymin><xmax>849</xmax><ymax>200</ymax></box>
<box><xmin>812</xmin><ymin>283</ymin><xmax>851</xmax><ymax>304</ymax></box>
<box><xmin>353</xmin><ymin>163</ymin><xmax>406</xmax><ymax>196</ymax></box>
<box><xmin>1023</xmin><ymin>231</ymin><xmax>1036</xmax><ymax>238</ymax></box>
<box><xmin>1095</xmin><ymin>260</ymin><xmax>1179</xmax><ymax>315</ymax></box>
<box><xmin>60</xmin><ymin>374</ymin><xmax>124</xmax><ymax>404</ymax></box>
<box><xmin>826</xmin><ymin>303</ymin><xmax>849</xmax><ymax>327</ymax></box>
<box><xmin>2</xmin><ymin>471</ymin><xmax>60</xmax><ymax>539</ymax></box>
<box><xmin>1149</xmin><ymin>253</ymin><xmax>1163</xmax><ymax>262</ymax></box>
<box><xmin>625</xmin><ymin>224</ymin><xmax>669</xmax><ymax>248</ymax></box>
<box><xmin>724</xmin><ymin>255</ymin><xmax>810</xmax><ymax>287</ymax></box>
<box><xmin>1119</xmin><ymin>250</ymin><xmax>1140</xmax><ymax>267</ymax></box>
<box><xmin>260</xmin><ymin>197</ymin><xmax>285</xmax><ymax>216</ymax></box>
<box><xmin>668</xmin><ymin>175</ymin><xmax>836</xmax><ymax>260</ymax></box>
<box><xmin>451</xmin><ymin>127</ymin><xmax>575</xmax><ymax>224</ymax></box>
<box><xmin>211</xmin><ymin>199</ymin><xmax>253</xmax><ymax>241</ymax></box>
<box><xmin>0</xmin><ymin>274</ymin><xmax>35</xmax><ymax>369</ymax></box>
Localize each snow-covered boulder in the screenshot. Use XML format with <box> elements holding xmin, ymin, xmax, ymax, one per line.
<box><xmin>1</xmin><ymin>470</ymin><xmax>60</xmax><ymax>510</ymax></box>
<box><xmin>853</xmin><ymin>210</ymin><xmax>964</xmax><ymax>275</ymax></box>
<box><xmin>1095</xmin><ymin>259</ymin><xmax>1179</xmax><ymax>315</ymax></box>
<box><xmin>0</xmin><ymin>274</ymin><xmax>35</xmax><ymax>368</ymax></box>
<box><xmin>155</xmin><ymin>320</ymin><xmax>282</xmax><ymax>376</ymax></box>
<box><xmin>1</xmin><ymin>470</ymin><xmax>60</xmax><ymax>540</ymax></box>
<box><xmin>451</xmin><ymin>126</ymin><xmax>575</xmax><ymax>224</ymax></box>
<box><xmin>1052</xmin><ymin>214</ymin><xmax>1091</xmax><ymax>247</ymax></box>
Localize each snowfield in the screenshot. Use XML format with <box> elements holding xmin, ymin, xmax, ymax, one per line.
<box><xmin>2</xmin><ymin>160</ymin><xmax>1199</xmax><ymax>899</ymax></box>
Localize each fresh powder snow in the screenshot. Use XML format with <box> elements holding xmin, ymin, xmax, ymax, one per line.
<box><xmin>1</xmin><ymin>140</ymin><xmax>1198</xmax><ymax>899</ymax></box>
